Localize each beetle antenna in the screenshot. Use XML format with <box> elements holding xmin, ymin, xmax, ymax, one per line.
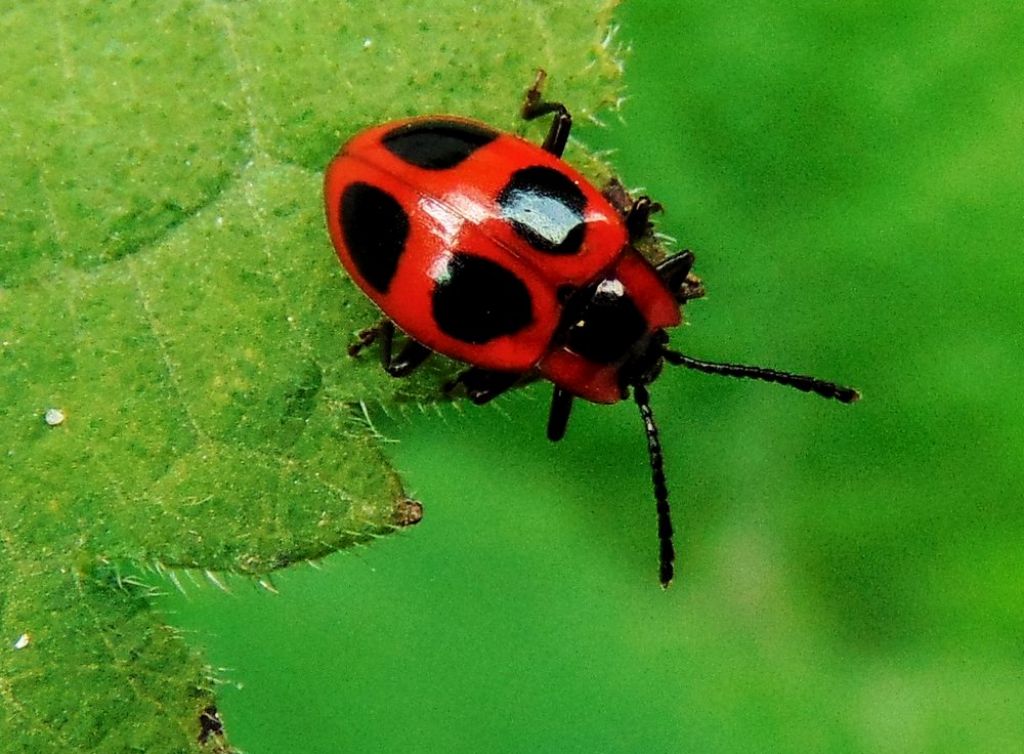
<box><xmin>662</xmin><ymin>350</ymin><xmax>861</xmax><ymax>404</ymax></box>
<box><xmin>633</xmin><ymin>383</ymin><xmax>675</xmax><ymax>588</ymax></box>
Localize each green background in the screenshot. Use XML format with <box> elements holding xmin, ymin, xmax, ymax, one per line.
<box><xmin>160</xmin><ymin>1</ymin><xmax>1024</xmax><ymax>752</ymax></box>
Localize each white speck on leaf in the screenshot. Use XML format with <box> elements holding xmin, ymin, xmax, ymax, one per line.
<box><xmin>44</xmin><ymin>408</ymin><xmax>65</xmax><ymax>426</ymax></box>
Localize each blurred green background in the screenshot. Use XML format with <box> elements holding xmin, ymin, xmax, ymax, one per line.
<box><xmin>160</xmin><ymin>1</ymin><xmax>1024</xmax><ymax>751</ymax></box>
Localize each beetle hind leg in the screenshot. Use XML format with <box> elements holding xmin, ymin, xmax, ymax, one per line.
<box><xmin>348</xmin><ymin>321</ymin><xmax>385</xmax><ymax>358</ymax></box>
<box><xmin>521</xmin><ymin>69</ymin><xmax>572</xmax><ymax>157</ymax></box>
<box><xmin>349</xmin><ymin>320</ymin><xmax>433</xmax><ymax>378</ymax></box>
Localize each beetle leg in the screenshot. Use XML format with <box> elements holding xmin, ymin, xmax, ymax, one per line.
<box><xmin>602</xmin><ymin>179</ymin><xmax>663</xmax><ymax>242</ymax></box>
<box><xmin>385</xmin><ymin>341</ymin><xmax>432</xmax><ymax>377</ymax></box>
<box><xmin>655</xmin><ymin>251</ymin><xmax>705</xmax><ymax>302</ymax></box>
<box><xmin>654</xmin><ymin>250</ymin><xmax>695</xmax><ymax>290</ymax></box>
<box><xmin>445</xmin><ymin>367</ymin><xmax>522</xmax><ymax>404</ymax></box>
<box><xmin>546</xmin><ymin>386</ymin><xmax>574</xmax><ymax>442</ymax></box>
<box><xmin>383</xmin><ymin>332</ymin><xmax>433</xmax><ymax>378</ymax></box>
<box><xmin>521</xmin><ymin>69</ymin><xmax>572</xmax><ymax>157</ymax></box>
<box><xmin>624</xmin><ymin>196</ymin><xmax>663</xmax><ymax>242</ymax></box>
<box><xmin>375</xmin><ymin>320</ymin><xmax>396</xmax><ymax>369</ymax></box>
<box><xmin>348</xmin><ymin>321</ymin><xmax>386</xmax><ymax>357</ymax></box>
<box><xmin>363</xmin><ymin>320</ymin><xmax>433</xmax><ymax>377</ymax></box>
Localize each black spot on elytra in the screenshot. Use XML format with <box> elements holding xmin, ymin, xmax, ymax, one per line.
<box><xmin>340</xmin><ymin>182</ymin><xmax>409</xmax><ymax>293</ymax></box>
<box><xmin>498</xmin><ymin>166</ymin><xmax>586</xmax><ymax>255</ymax></box>
<box><xmin>382</xmin><ymin>119</ymin><xmax>498</xmax><ymax>170</ymax></box>
<box><xmin>432</xmin><ymin>252</ymin><xmax>533</xmax><ymax>344</ymax></box>
<box><xmin>562</xmin><ymin>279</ymin><xmax>648</xmax><ymax>364</ymax></box>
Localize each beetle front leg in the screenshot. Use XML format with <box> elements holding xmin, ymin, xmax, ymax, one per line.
<box><xmin>655</xmin><ymin>251</ymin><xmax>704</xmax><ymax>302</ymax></box>
<box><xmin>655</xmin><ymin>251</ymin><xmax>695</xmax><ymax>289</ymax></box>
<box><xmin>521</xmin><ymin>69</ymin><xmax>572</xmax><ymax>157</ymax></box>
<box><xmin>546</xmin><ymin>386</ymin><xmax>574</xmax><ymax>442</ymax></box>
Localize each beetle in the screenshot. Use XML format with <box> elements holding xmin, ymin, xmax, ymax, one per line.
<box><xmin>324</xmin><ymin>73</ymin><xmax>859</xmax><ymax>586</ymax></box>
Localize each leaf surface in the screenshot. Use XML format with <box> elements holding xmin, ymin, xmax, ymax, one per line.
<box><xmin>0</xmin><ymin>0</ymin><xmax>623</xmax><ymax>749</ymax></box>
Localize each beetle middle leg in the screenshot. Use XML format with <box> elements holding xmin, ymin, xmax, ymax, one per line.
<box><xmin>601</xmin><ymin>178</ymin><xmax>662</xmax><ymax>243</ymax></box>
<box><xmin>624</xmin><ymin>196</ymin><xmax>663</xmax><ymax>243</ymax></box>
<box><xmin>521</xmin><ymin>69</ymin><xmax>572</xmax><ymax>157</ymax></box>
<box><xmin>444</xmin><ymin>367</ymin><xmax>523</xmax><ymax>405</ymax></box>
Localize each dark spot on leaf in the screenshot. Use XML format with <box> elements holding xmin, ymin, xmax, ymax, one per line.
<box><xmin>197</xmin><ymin>705</ymin><xmax>224</xmax><ymax>744</ymax></box>
<box><xmin>392</xmin><ymin>498</ymin><xmax>424</xmax><ymax>527</ymax></box>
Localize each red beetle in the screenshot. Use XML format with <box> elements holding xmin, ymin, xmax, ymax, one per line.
<box><xmin>324</xmin><ymin>74</ymin><xmax>859</xmax><ymax>586</ymax></box>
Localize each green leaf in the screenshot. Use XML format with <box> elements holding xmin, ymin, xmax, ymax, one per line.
<box><xmin>0</xmin><ymin>0</ymin><xmax>624</xmax><ymax>750</ymax></box>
